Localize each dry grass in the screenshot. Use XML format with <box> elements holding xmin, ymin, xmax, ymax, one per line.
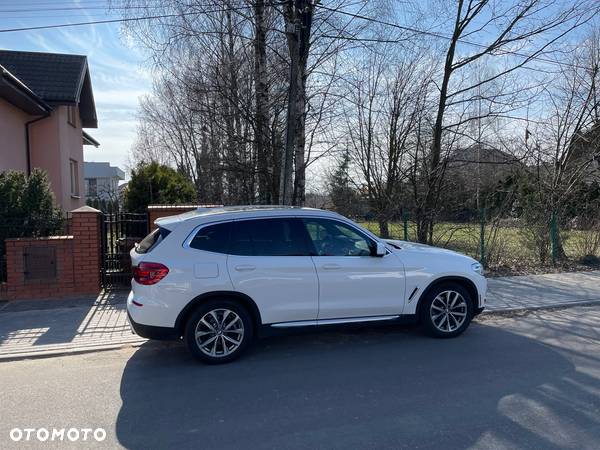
<box><xmin>359</xmin><ymin>221</ymin><xmax>600</xmax><ymax>276</ymax></box>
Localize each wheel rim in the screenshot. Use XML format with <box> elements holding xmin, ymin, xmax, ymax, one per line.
<box><xmin>430</xmin><ymin>290</ymin><xmax>468</xmax><ymax>333</ymax></box>
<box><xmin>195</xmin><ymin>308</ymin><xmax>244</xmax><ymax>357</ymax></box>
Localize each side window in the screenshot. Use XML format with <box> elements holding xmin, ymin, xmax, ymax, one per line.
<box><xmin>67</xmin><ymin>105</ymin><xmax>78</xmax><ymax>127</ymax></box>
<box><xmin>230</xmin><ymin>218</ymin><xmax>310</xmax><ymax>256</ymax></box>
<box><xmin>302</xmin><ymin>218</ymin><xmax>374</xmax><ymax>257</ymax></box>
<box><xmin>189</xmin><ymin>222</ymin><xmax>231</xmax><ymax>253</ymax></box>
<box><xmin>69</xmin><ymin>159</ymin><xmax>80</xmax><ymax>197</ymax></box>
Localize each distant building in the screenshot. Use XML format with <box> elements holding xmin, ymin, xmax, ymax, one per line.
<box><xmin>84</xmin><ymin>162</ymin><xmax>125</xmax><ymax>200</ymax></box>
<box><xmin>568</xmin><ymin>123</ymin><xmax>600</xmax><ymax>183</ymax></box>
<box><xmin>447</xmin><ymin>144</ymin><xmax>519</xmax><ymax>192</ymax></box>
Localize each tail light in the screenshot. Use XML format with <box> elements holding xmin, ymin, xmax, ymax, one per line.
<box><xmin>133</xmin><ymin>262</ymin><xmax>169</xmax><ymax>285</ymax></box>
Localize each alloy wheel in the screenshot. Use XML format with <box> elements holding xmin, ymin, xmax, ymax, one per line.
<box><xmin>195</xmin><ymin>308</ymin><xmax>245</xmax><ymax>357</ymax></box>
<box><xmin>430</xmin><ymin>290</ymin><xmax>468</xmax><ymax>333</ymax></box>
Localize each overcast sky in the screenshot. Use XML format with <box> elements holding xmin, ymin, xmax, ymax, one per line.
<box><xmin>1</xmin><ymin>0</ymin><xmax>151</xmax><ymax>177</ymax></box>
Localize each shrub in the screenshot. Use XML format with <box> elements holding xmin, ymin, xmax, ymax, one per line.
<box><xmin>0</xmin><ymin>169</ymin><xmax>64</xmax><ymax>250</ymax></box>
<box><xmin>124</xmin><ymin>162</ymin><xmax>197</xmax><ymax>213</ymax></box>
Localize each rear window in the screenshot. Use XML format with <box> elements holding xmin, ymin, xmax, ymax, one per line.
<box><xmin>189</xmin><ymin>222</ymin><xmax>231</xmax><ymax>253</ymax></box>
<box><xmin>136</xmin><ymin>227</ymin><xmax>171</xmax><ymax>254</ymax></box>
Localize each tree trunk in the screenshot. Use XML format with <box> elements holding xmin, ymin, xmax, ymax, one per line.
<box><xmin>280</xmin><ymin>32</ymin><xmax>299</xmax><ymax>205</ymax></box>
<box><xmin>292</xmin><ymin>73</ymin><xmax>307</xmax><ymax>206</ymax></box>
<box><xmin>280</xmin><ymin>0</ymin><xmax>314</xmax><ymax>206</ymax></box>
<box><xmin>253</xmin><ymin>0</ymin><xmax>270</xmax><ymax>204</ymax></box>
<box><xmin>419</xmin><ymin>0</ymin><xmax>463</xmax><ymax>243</ymax></box>
<box><xmin>378</xmin><ymin>220</ymin><xmax>390</xmax><ymax>239</ymax></box>
<box><xmin>223</xmin><ymin>9</ymin><xmax>240</xmax><ymax>203</ymax></box>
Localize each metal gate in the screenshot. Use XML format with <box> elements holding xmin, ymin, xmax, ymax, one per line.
<box><xmin>101</xmin><ymin>212</ymin><xmax>148</xmax><ymax>287</ymax></box>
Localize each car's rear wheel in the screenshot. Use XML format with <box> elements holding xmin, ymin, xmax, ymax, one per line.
<box><xmin>420</xmin><ymin>282</ymin><xmax>473</xmax><ymax>338</ymax></box>
<box><xmin>184</xmin><ymin>299</ymin><xmax>253</xmax><ymax>364</ymax></box>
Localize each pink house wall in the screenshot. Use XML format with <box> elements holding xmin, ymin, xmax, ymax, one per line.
<box><xmin>0</xmin><ymin>98</ymin><xmax>29</xmax><ymax>172</ymax></box>
<box><xmin>1</xmin><ymin>102</ymin><xmax>85</xmax><ymax>211</ymax></box>
<box><xmin>56</xmin><ymin>106</ymin><xmax>85</xmax><ymax>210</ymax></box>
<box><xmin>28</xmin><ymin>108</ymin><xmax>61</xmax><ymax>202</ymax></box>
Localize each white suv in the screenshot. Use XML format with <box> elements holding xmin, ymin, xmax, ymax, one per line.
<box><xmin>127</xmin><ymin>206</ymin><xmax>486</xmax><ymax>363</ymax></box>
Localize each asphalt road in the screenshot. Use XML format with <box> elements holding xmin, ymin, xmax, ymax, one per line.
<box><xmin>1</xmin><ymin>306</ymin><xmax>600</xmax><ymax>450</ymax></box>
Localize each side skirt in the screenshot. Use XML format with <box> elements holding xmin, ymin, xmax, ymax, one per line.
<box><xmin>271</xmin><ymin>315</ymin><xmax>400</xmax><ymax>328</ymax></box>
<box><xmin>257</xmin><ymin>314</ymin><xmax>418</xmax><ymax>338</ymax></box>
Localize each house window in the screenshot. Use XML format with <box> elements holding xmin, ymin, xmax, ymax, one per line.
<box><xmin>67</xmin><ymin>105</ymin><xmax>78</xmax><ymax>127</ymax></box>
<box><xmin>70</xmin><ymin>159</ymin><xmax>80</xmax><ymax>197</ymax></box>
<box><xmin>87</xmin><ymin>178</ymin><xmax>97</xmax><ymax>197</ymax></box>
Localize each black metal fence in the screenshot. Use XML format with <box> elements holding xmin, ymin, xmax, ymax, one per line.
<box><xmin>0</xmin><ymin>213</ymin><xmax>70</xmax><ymax>283</ymax></box>
<box><xmin>100</xmin><ymin>212</ymin><xmax>148</xmax><ymax>287</ymax></box>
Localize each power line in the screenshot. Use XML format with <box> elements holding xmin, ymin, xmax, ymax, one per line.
<box><xmin>0</xmin><ymin>5</ymin><xmax>167</xmax><ymax>13</ymax></box>
<box><xmin>0</xmin><ymin>3</ymin><xmax>269</xmax><ymax>33</ymax></box>
<box><xmin>315</xmin><ymin>3</ymin><xmax>596</xmax><ymax>71</ymax></box>
<box><xmin>0</xmin><ymin>0</ymin><xmax>594</xmax><ymax>74</ymax></box>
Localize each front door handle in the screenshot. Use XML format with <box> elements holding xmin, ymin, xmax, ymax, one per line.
<box><xmin>234</xmin><ymin>265</ymin><xmax>256</xmax><ymax>272</ymax></box>
<box><xmin>322</xmin><ymin>263</ymin><xmax>341</xmax><ymax>270</ymax></box>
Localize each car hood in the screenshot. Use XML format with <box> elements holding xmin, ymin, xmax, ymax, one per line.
<box><xmin>385</xmin><ymin>239</ymin><xmax>475</xmax><ymax>262</ymax></box>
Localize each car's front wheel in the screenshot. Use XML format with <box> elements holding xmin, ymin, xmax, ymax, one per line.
<box><xmin>184</xmin><ymin>299</ymin><xmax>253</xmax><ymax>364</ymax></box>
<box><xmin>420</xmin><ymin>282</ymin><xmax>473</xmax><ymax>338</ymax></box>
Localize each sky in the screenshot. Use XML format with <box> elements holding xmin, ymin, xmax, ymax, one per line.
<box><xmin>0</xmin><ymin>0</ymin><xmax>152</xmax><ymax>177</ymax></box>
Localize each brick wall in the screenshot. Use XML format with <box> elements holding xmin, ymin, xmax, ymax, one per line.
<box><xmin>147</xmin><ymin>204</ymin><xmax>222</xmax><ymax>230</ymax></box>
<box><xmin>3</xmin><ymin>236</ymin><xmax>75</xmax><ymax>299</ymax></box>
<box><xmin>0</xmin><ymin>206</ymin><xmax>102</xmax><ymax>300</ymax></box>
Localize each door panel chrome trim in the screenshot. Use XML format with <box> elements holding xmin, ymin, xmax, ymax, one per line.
<box><xmin>270</xmin><ymin>315</ymin><xmax>400</xmax><ymax>328</ymax></box>
<box><xmin>270</xmin><ymin>320</ymin><xmax>318</xmax><ymax>328</ymax></box>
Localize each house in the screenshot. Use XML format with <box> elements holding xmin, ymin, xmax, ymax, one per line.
<box><xmin>567</xmin><ymin>123</ymin><xmax>600</xmax><ymax>183</ymax></box>
<box><xmin>447</xmin><ymin>144</ymin><xmax>519</xmax><ymax>191</ymax></box>
<box><xmin>84</xmin><ymin>162</ymin><xmax>125</xmax><ymax>201</ymax></box>
<box><xmin>0</xmin><ymin>50</ymin><xmax>99</xmax><ymax>211</ymax></box>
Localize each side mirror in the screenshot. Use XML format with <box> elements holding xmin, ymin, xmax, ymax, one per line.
<box><xmin>373</xmin><ymin>242</ymin><xmax>386</xmax><ymax>257</ymax></box>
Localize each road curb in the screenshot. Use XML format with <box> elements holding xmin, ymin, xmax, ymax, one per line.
<box><xmin>0</xmin><ymin>340</ymin><xmax>148</xmax><ymax>362</ymax></box>
<box><xmin>480</xmin><ymin>299</ymin><xmax>600</xmax><ymax>317</ymax></box>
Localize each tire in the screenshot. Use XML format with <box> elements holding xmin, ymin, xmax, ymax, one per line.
<box><xmin>419</xmin><ymin>282</ymin><xmax>474</xmax><ymax>338</ymax></box>
<box><xmin>184</xmin><ymin>299</ymin><xmax>254</xmax><ymax>364</ymax></box>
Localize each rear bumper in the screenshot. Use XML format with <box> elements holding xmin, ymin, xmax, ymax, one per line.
<box><xmin>127</xmin><ymin>312</ymin><xmax>180</xmax><ymax>340</ymax></box>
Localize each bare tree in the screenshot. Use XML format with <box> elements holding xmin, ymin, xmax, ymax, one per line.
<box><xmin>520</xmin><ymin>28</ymin><xmax>600</xmax><ymax>261</ymax></box>
<box><xmin>344</xmin><ymin>45</ymin><xmax>433</xmax><ymax>236</ymax></box>
<box><xmin>412</xmin><ymin>0</ymin><xmax>599</xmax><ymax>243</ymax></box>
<box><xmin>279</xmin><ymin>0</ymin><xmax>315</xmax><ymax>205</ymax></box>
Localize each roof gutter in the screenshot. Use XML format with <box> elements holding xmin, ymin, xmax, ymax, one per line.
<box><xmin>25</xmin><ymin>113</ymin><xmax>51</xmax><ymax>176</ymax></box>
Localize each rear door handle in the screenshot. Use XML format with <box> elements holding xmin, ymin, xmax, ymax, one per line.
<box><xmin>234</xmin><ymin>265</ymin><xmax>256</xmax><ymax>272</ymax></box>
<box><xmin>322</xmin><ymin>264</ymin><xmax>341</xmax><ymax>270</ymax></box>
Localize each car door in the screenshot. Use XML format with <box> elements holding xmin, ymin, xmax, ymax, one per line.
<box><xmin>302</xmin><ymin>217</ymin><xmax>406</xmax><ymax>320</ymax></box>
<box><xmin>226</xmin><ymin>217</ymin><xmax>319</xmax><ymax>324</ymax></box>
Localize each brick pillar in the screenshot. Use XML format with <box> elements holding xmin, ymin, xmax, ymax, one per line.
<box><xmin>71</xmin><ymin>205</ymin><xmax>102</xmax><ymax>294</ymax></box>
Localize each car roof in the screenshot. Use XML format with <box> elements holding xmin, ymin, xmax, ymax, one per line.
<box><xmin>155</xmin><ymin>205</ymin><xmax>344</xmax><ymax>229</ymax></box>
